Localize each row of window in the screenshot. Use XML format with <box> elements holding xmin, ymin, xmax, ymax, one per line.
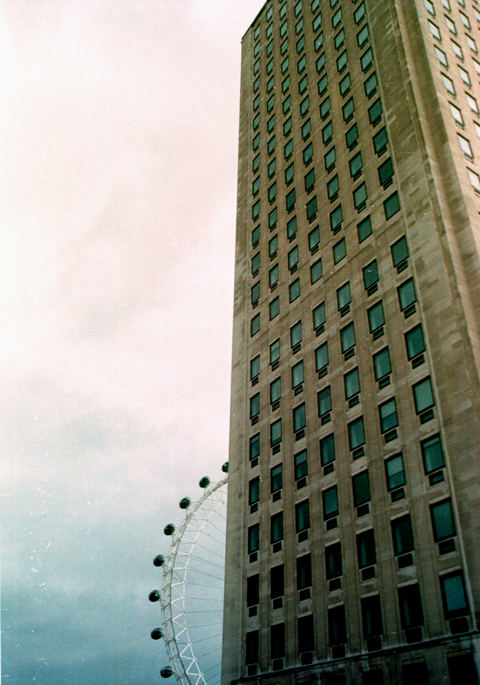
<box><xmin>245</xmin><ymin>570</ymin><xmax>468</xmax><ymax>664</ymax></box>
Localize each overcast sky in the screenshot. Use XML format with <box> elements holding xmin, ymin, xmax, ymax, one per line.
<box><xmin>1</xmin><ymin>1</ymin><xmax>261</xmax><ymax>682</ymax></box>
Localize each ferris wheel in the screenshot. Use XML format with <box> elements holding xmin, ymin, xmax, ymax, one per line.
<box><xmin>149</xmin><ymin>465</ymin><xmax>228</xmax><ymax>684</ymax></box>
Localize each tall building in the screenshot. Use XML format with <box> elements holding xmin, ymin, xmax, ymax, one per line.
<box><xmin>222</xmin><ymin>0</ymin><xmax>480</xmax><ymax>683</ymax></box>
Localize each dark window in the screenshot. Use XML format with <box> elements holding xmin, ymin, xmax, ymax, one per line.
<box><xmin>310</xmin><ymin>257</ymin><xmax>322</xmax><ymax>282</ymax></box>
<box><xmin>269</xmin><ymin>234</ymin><xmax>278</xmax><ymax>259</ymax></box>
<box><xmin>251</xmin><ymin>314</ymin><xmax>260</xmax><ymax>337</ymax></box>
<box><xmin>247</xmin><ymin>574</ymin><xmax>259</xmax><ymax>606</ymax></box>
<box><xmin>320</xmin><ymin>95</ymin><xmax>331</xmax><ymax>118</ymax></box>
<box><xmin>286</xmin><ymin>188</ymin><xmax>296</xmax><ymax>212</ymax></box>
<box><xmin>348</xmin><ymin>416</ymin><xmax>365</xmax><ymax>450</ymax></box>
<box><xmin>343</xmin><ymin>96</ymin><xmax>354</xmax><ymax>121</ymax></box>
<box><xmin>440</xmin><ymin>572</ymin><xmax>468</xmax><ymax>618</ymax></box>
<box><xmin>248</xmin><ymin>523</ymin><xmax>259</xmax><ymax>553</ymax></box>
<box><xmin>385</xmin><ymin>453</ymin><xmax>405</xmax><ymax>490</ymax></box>
<box><xmin>337</xmin><ymin>282</ymin><xmax>351</xmax><ymax>310</ymax></box>
<box><xmin>357</xmin><ymin>24</ymin><xmax>369</xmax><ymax>48</ymax></box>
<box><xmin>270</xmin><ymin>338</ymin><xmax>280</xmax><ymax>365</ymax></box>
<box><xmin>249</xmin><ymin>477</ymin><xmax>260</xmax><ymax>505</ymax></box>
<box><xmin>307</xmin><ymin>196</ymin><xmax>318</xmax><ymax>222</ymax></box>
<box><xmin>251</xmin><ymin>282</ymin><xmax>260</xmax><ymax>306</ymax></box>
<box><xmin>323</xmin><ymin>485</ymin><xmax>338</xmax><ymax>519</ymax></box>
<box><xmin>421</xmin><ymin>434</ymin><xmax>445</xmax><ymax>473</ymax></box>
<box><xmin>353</xmin><ymin>470</ymin><xmax>370</xmax><ymax>506</ymax></box>
<box><xmin>318</xmin><ymin>386</ymin><xmax>332</xmax><ymax>416</ymax></box>
<box><xmin>269</xmin><ymin>297</ymin><xmax>279</xmax><ymax>320</ymax></box>
<box><xmin>430</xmin><ymin>499</ymin><xmax>455</xmax><ymax>541</ymax></box>
<box><xmin>405</xmin><ymin>324</ymin><xmax>425</xmax><ymax>360</ymax></box>
<box><xmin>398</xmin><ymin>584</ymin><xmax>424</xmax><ymax>628</ymax></box>
<box><xmin>363</xmin><ymin>259</ymin><xmax>378</xmax><ymax>289</ymax></box>
<box><xmin>291</xmin><ymin>320</ymin><xmax>302</xmax><ymax>348</ymax></box>
<box><xmin>250</xmin><ymin>355</ymin><xmax>260</xmax><ymax>381</ymax></box>
<box><xmin>271</xmin><ymin>511</ymin><xmax>283</xmax><ymax>543</ymax></box>
<box><xmin>315</xmin><ymin>343</ymin><xmax>328</xmax><ymax>374</ymax></box>
<box><xmin>362</xmin><ymin>595</ymin><xmax>383</xmax><ymax>637</ymax></box>
<box><xmin>333</xmin><ymin>238</ymin><xmax>346</xmax><ymax>263</ymax></box>
<box><xmin>271</xmin><ymin>564</ymin><xmax>284</xmax><ymax>599</ymax></box>
<box><xmin>298</xmin><ymin>614</ymin><xmax>315</xmax><ymax>652</ymax></box>
<box><xmin>287</xmin><ymin>215</ymin><xmax>297</xmax><ymax>240</ymax></box>
<box><xmin>357</xmin><ymin>529</ymin><xmax>376</xmax><ymax>568</ymax></box>
<box><xmin>330</xmin><ymin>204</ymin><xmax>343</xmax><ymax>231</ymax></box>
<box><xmin>271</xmin><ymin>418</ymin><xmax>282</xmax><ymax>446</ymax></box>
<box><xmin>378</xmin><ymin>158</ymin><xmax>394</xmax><ymax>187</ymax></box>
<box><xmin>292</xmin><ymin>360</ymin><xmax>304</xmax><ymax>389</ymax></box>
<box><xmin>369</xmin><ymin>98</ymin><xmax>383</xmax><ymax>125</ymax></box>
<box><xmin>270</xmin><ymin>377</ymin><xmax>281</xmax><ymax>405</ymax></box>
<box><xmin>296</xmin><ymin>499</ymin><xmax>310</xmax><ymax>532</ymax></box>
<box><xmin>325</xmin><ymin>146</ymin><xmax>336</xmax><ymax>171</ymax></box>
<box><xmin>344</xmin><ymin>367</ymin><xmax>360</xmax><ymax>400</ymax></box>
<box><xmin>285</xmin><ymin>163</ymin><xmax>294</xmax><ymax>185</ymax></box>
<box><xmin>392</xmin><ymin>514</ymin><xmax>414</xmax><ymax>555</ymax></box>
<box><xmin>373</xmin><ymin>347</ymin><xmax>391</xmax><ymax>380</ymax></box>
<box><xmin>313</xmin><ymin>302</ymin><xmax>326</xmax><ymax>330</ymax></box>
<box><xmin>379</xmin><ymin>398</ymin><xmax>398</xmax><ymax>432</ymax></box>
<box><xmin>413</xmin><ymin>377</ymin><xmax>434</xmax><ymax>414</ymax></box>
<box><xmin>251</xmin><ymin>225</ymin><xmax>260</xmax><ymax>247</ymax></box>
<box><xmin>320</xmin><ymin>433</ymin><xmax>335</xmax><ymax>466</ymax></box>
<box><xmin>295</xmin><ymin>448</ymin><xmax>308</xmax><ymax>480</ymax></box>
<box><xmin>297</xmin><ymin>553</ymin><xmax>312</xmax><ymax>589</ymax></box>
<box><xmin>384</xmin><ymin>191</ymin><xmax>400</xmax><ymax>219</ymax></box>
<box><xmin>249</xmin><ymin>433</ymin><xmax>260</xmax><ymax>461</ymax></box>
<box><xmin>322</xmin><ymin>120</ymin><xmax>333</xmax><ymax>144</ymax></box>
<box><xmin>358</xmin><ymin>216</ymin><xmax>372</xmax><ymax>242</ymax></box>
<box><xmin>271</xmin><ymin>623</ymin><xmax>285</xmax><ymax>659</ymax></box>
<box><xmin>340</xmin><ymin>321</ymin><xmax>355</xmax><ymax>353</ymax></box>
<box><xmin>246</xmin><ymin>630</ymin><xmax>259</xmax><ymax>664</ymax></box>
<box><xmin>373</xmin><ymin>127</ymin><xmax>388</xmax><ymax>155</ymax></box>
<box><xmin>293</xmin><ymin>403</ymin><xmax>306</xmax><ymax>432</ymax></box>
<box><xmin>346</xmin><ymin>123</ymin><xmax>359</xmax><ymax>149</ymax></box>
<box><xmin>271</xmin><ymin>463</ymin><xmax>283</xmax><ymax>493</ymax></box>
<box><xmin>325</xmin><ymin>542</ymin><xmax>342</xmax><ymax>579</ymax></box>
<box><xmin>328</xmin><ymin>605</ymin><xmax>347</xmax><ymax>645</ymax></box>
<box><xmin>350</xmin><ymin>151</ymin><xmax>363</xmax><ymax>178</ymax></box>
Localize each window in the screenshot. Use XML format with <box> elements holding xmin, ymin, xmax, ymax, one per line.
<box><xmin>266</xmin><ymin>58</ymin><xmax>274</xmax><ymax>76</ymax></box>
<box><xmin>340</xmin><ymin>321</ymin><xmax>355</xmax><ymax>353</ymax></box>
<box><xmin>328</xmin><ymin>175</ymin><xmax>340</xmax><ymax>201</ymax></box>
<box><xmin>287</xmin><ymin>216</ymin><xmax>297</xmax><ymax>240</ymax></box>
<box><xmin>368</xmin><ymin>300</ymin><xmax>385</xmax><ymax>333</ymax></box>
<box><xmin>297</xmin><ymin>554</ymin><xmax>312</xmax><ymax>590</ymax></box>
<box><xmin>296</xmin><ymin>16</ymin><xmax>304</xmax><ymax>34</ymax></box>
<box><xmin>252</xmin><ymin>200</ymin><xmax>260</xmax><ymax>221</ymax></box>
<box><xmin>339</xmin><ymin>72</ymin><xmax>351</xmax><ymax>96</ymax></box>
<box><xmin>430</xmin><ymin>499</ymin><xmax>455</xmax><ymax>541</ymax></box>
<box><xmin>270</xmin><ymin>464</ymin><xmax>283</xmax><ymax>494</ymax></box>
<box><xmin>295</xmin><ymin>0</ymin><xmax>303</xmax><ymax>16</ymax></box>
<box><xmin>268</xmin><ymin>181</ymin><xmax>277</xmax><ymax>203</ymax></box>
<box><xmin>323</xmin><ymin>485</ymin><xmax>338</xmax><ymax>519</ymax></box>
<box><xmin>270</xmin><ymin>377</ymin><xmax>281</xmax><ymax>405</ymax></box>
<box><xmin>385</xmin><ymin>453</ymin><xmax>406</xmax><ymax>490</ymax></box>
<box><xmin>297</xmin><ymin>35</ymin><xmax>305</xmax><ymax>54</ymax></box>
<box><xmin>440</xmin><ymin>572</ymin><xmax>468</xmax><ymax>618</ymax></box>
<box><xmin>282</xmin><ymin>73</ymin><xmax>290</xmax><ymax>94</ymax></box>
<box><xmin>298</xmin><ymin>615</ymin><xmax>315</xmax><ymax>653</ymax></box>
<box><xmin>303</xmin><ymin>141</ymin><xmax>313</xmax><ymax>165</ymax></box>
<box><xmin>358</xmin><ymin>216</ymin><xmax>372</xmax><ymax>242</ymax></box>
<box><xmin>269</xmin><ymin>297</ymin><xmax>279</xmax><ymax>320</ymax></box>
<box><xmin>379</xmin><ymin>398</ymin><xmax>398</xmax><ymax>432</ymax></box>
<box><xmin>270</xmin><ymin>565</ymin><xmax>284</xmax><ymax>599</ymax></box>
<box><xmin>309</xmin><ymin>226</ymin><xmax>320</xmax><ymax>253</ymax></box>
<box><xmin>364</xmin><ymin>71</ymin><xmax>377</xmax><ymax>97</ymax></box>
<box><xmin>451</xmin><ymin>40</ymin><xmax>463</xmax><ymax>60</ymax></box>
<box><xmin>466</xmin><ymin>93</ymin><xmax>479</xmax><ymax>114</ymax></box>
<box><xmin>424</xmin><ymin>0</ymin><xmax>435</xmax><ymax>12</ymax></box>
<box><xmin>293</xmin><ymin>403</ymin><xmax>306</xmax><ymax>432</ymax></box>
<box><xmin>362</xmin><ymin>596</ymin><xmax>383</xmax><ymax>638</ymax></box>
<box><xmin>250</xmin><ymin>393</ymin><xmax>260</xmax><ymax>420</ymax></box>
<box><xmin>252</xmin><ymin>154</ymin><xmax>260</xmax><ymax>174</ymax></box>
<box><xmin>246</xmin><ymin>630</ymin><xmax>259</xmax><ymax>665</ymax></box>
<box><xmin>405</xmin><ymin>323</ymin><xmax>425</xmax><ymax>360</ymax></box>
<box><xmin>305</xmin><ymin>167</ymin><xmax>316</xmax><ymax>193</ymax></box>
<box><xmin>357</xmin><ymin>529</ymin><xmax>376</xmax><ymax>568</ymax></box>
<box><xmin>282</xmin><ymin>94</ymin><xmax>291</xmax><ymax>114</ymax></box>
<box><xmin>251</xmin><ymin>281</ymin><xmax>260</xmax><ymax>306</ymax></box>
<box><xmin>373</xmin><ymin>347</ymin><xmax>391</xmax><ymax>380</ymax></box>
<box><xmin>398</xmin><ymin>585</ymin><xmax>424</xmax><ymax>628</ymax></box>
<box><xmin>302</xmin><ymin>118</ymin><xmax>311</xmax><ymax>140</ymax></box>
<box><xmin>343</xmin><ymin>96</ymin><xmax>355</xmax><ymax>122</ymax></box>
<box><xmin>357</xmin><ymin>24</ymin><xmax>369</xmax><ymax>47</ymax></box>
<box><xmin>314</xmin><ymin>31</ymin><xmax>324</xmax><ymax>52</ymax></box>
<box><xmin>330</xmin><ymin>204</ymin><xmax>343</xmax><ymax>231</ymax></box>
<box><xmin>292</xmin><ymin>360</ymin><xmax>304</xmax><ymax>389</ymax></box>
<box><xmin>328</xmin><ymin>606</ymin><xmax>347</xmax><ymax>646</ymax></box>
<box><xmin>337</xmin><ymin>50</ymin><xmax>348</xmax><ymax>72</ymax></box>
<box><xmin>332</xmin><ymin>7</ymin><xmax>342</xmax><ymax>28</ymax></box>
<box><xmin>299</xmin><ymin>74</ymin><xmax>308</xmax><ymax>95</ymax></box>
<box><xmin>248</xmin><ymin>523</ymin><xmax>259</xmax><ymax>553</ymax></box>
<box><xmin>295</xmin><ymin>448</ymin><xmax>308</xmax><ymax>479</ymax></box>
<box><xmin>249</xmin><ymin>477</ymin><xmax>260</xmax><ymax>505</ymax></box>
<box><xmin>250</xmin><ymin>433</ymin><xmax>260</xmax><ymax>461</ymax></box>
<box><xmin>346</xmin><ymin>123</ymin><xmax>359</xmax><ymax>149</ymax></box>
<box><xmin>310</xmin><ymin>258</ymin><xmax>322</xmax><ymax>283</ymax></box>
<box><xmin>318</xmin><ymin>386</ymin><xmax>331</xmax><ymax>417</ymax></box>
<box><xmin>434</xmin><ymin>45</ymin><xmax>448</xmax><ymax>67</ymax></box>
<box><xmin>306</xmin><ymin>196</ymin><xmax>318</xmax><ymax>222</ymax></box>
<box><xmin>297</xmin><ymin>54</ymin><xmax>306</xmax><ymax>73</ymax></box>
<box><xmin>457</xmin><ymin>133</ymin><xmax>473</xmax><ymax>159</ymax></box>
<box><xmin>320</xmin><ymin>433</ymin><xmax>335</xmax><ymax>466</ymax></box>
<box><xmin>296</xmin><ymin>499</ymin><xmax>310</xmax><ymax>532</ymax></box>
<box><xmin>269</xmin><ymin>235</ymin><xmax>278</xmax><ymax>260</ymax></box>
<box><xmin>354</xmin><ymin>182</ymin><xmax>368</xmax><ymax>210</ymax></box>
<box><xmin>316</xmin><ymin>51</ymin><xmax>326</xmax><ymax>73</ymax></box>
<box><xmin>398</xmin><ymin>277</ymin><xmax>416</xmax><ymax>311</ymax></box>
<box><xmin>391</xmin><ymin>235</ymin><xmax>408</xmax><ymax>268</ymax></box>
<box><xmin>344</xmin><ymin>367</ymin><xmax>360</xmax><ymax>400</ymax></box>
<box><xmin>378</xmin><ymin>157</ymin><xmax>394</xmax><ymax>187</ymax></box>
<box><xmin>251</xmin><ymin>313</ymin><xmax>260</xmax><ymax>337</ymax></box>
<box><xmin>421</xmin><ymin>434</ymin><xmax>445</xmax><ymax>473</ymax></box>
<box><xmin>269</xmin><ymin>264</ymin><xmax>279</xmax><ymax>289</ymax></box>
<box><xmin>317</xmin><ymin>72</ymin><xmax>328</xmax><ymax>96</ymax></box>
<box><xmin>271</xmin><ymin>512</ymin><xmax>284</xmax><ymax>543</ymax></box>
<box><xmin>459</xmin><ymin>10</ymin><xmax>471</xmax><ymax>29</ymax></box>
<box><xmin>428</xmin><ymin>19</ymin><xmax>441</xmax><ymax>39</ymax></box>
<box><xmin>333</xmin><ymin>238</ymin><xmax>346</xmax><ymax>263</ymax></box>
<box><xmin>268</xmin><ymin>157</ymin><xmax>276</xmax><ymax>178</ymax></box>
<box><xmin>373</xmin><ymin>126</ymin><xmax>388</xmax><ymax>156</ymax></box>
<box><xmin>270</xmin><ymin>338</ymin><xmax>280</xmax><ymax>365</ymax></box>
<box><xmin>354</xmin><ymin>1</ymin><xmax>365</xmax><ymax>24</ymax></box>
<box><xmin>391</xmin><ymin>514</ymin><xmax>414</xmax><ymax>555</ymax></box>
<box><xmin>271</xmin><ymin>418</ymin><xmax>282</xmax><ymax>446</ymax></box>
<box><xmin>325</xmin><ymin>542</ymin><xmax>342</xmax><ymax>579</ymax></box>
<box><xmin>468</xmin><ymin>168</ymin><xmax>480</xmax><ymax>193</ymax></box>
<box><xmin>369</xmin><ymin>98</ymin><xmax>382</xmax><ymax>125</ymax></box>
<box><xmin>247</xmin><ymin>574</ymin><xmax>259</xmax><ymax>606</ymax></box>
<box><xmin>361</xmin><ymin>47</ymin><xmax>373</xmax><ymax>71</ymax></box>
<box><xmin>353</xmin><ymin>470</ymin><xmax>370</xmax><ymax>506</ymax></box>
<box><xmin>348</xmin><ymin>416</ymin><xmax>365</xmax><ymax>450</ymax></box>
<box><xmin>325</xmin><ymin>146</ymin><xmax>336</xmax><ymax>172</ymax></box>
<box><xmin>300</xmin><ymin>95</ymin><xmax>309</xmax><ymax>117</ymax></box>
<box><xmin>413</xmin><ymin>377</ymin><xmax>434</xmax><ymax>414</ymax></box>
<box><xmin>291</xmin><ymin>320</ymin><xmax>302</xmax><ymax>348</ymax></box>
<box><xmin>320</xmin><ymin>95</ymin><xmax>331</xmax><ymax>118</ymax></box>
<box><xmin>350</xmin><ymin>151</ymin><xmax>363</xmax><ymax>178</ymax></box>
<box><xmin>334</xmin><ymin>27</ymin><xmax>345</xmax><ymax>49</ymax></box>
<box><xmin>250</xmin><ymin>355</ymin><xmax>260</xmax><ymax>382</ymax></box>
<box><xmin>315</xmin><ymin>342</ymin><xmax>328</xmax><ymax>372</ymax></box>
<box><xmin>289</xmin><ymin>279</ymin><xmax>300</xmax><ymax>302</ymax></box>
<box><xmin>253</xmin><ymin>113</ymin><xmax>260</xmax><ymax>132</ymax></box>
<box><xmin>286</xmin><ymin>188</ymin><xmax>296</xmax><ymax>212</ymax></box>
<box><xmin>458</xmin><ymin>65</ymin><xmax>471</xmax><ymax>86</ymax></box>
<box><xmin>322</xmin><ymin>120</ymin><xmax>333</xmax><ymax>144</ymax></box>
<box><xmin>442</xmin><ymin>73</ymin><xmax>455</xmax><ymax>95</ymax></box>
<box><xmin>283</xmin><ymin>116</ymin><xmax>292</xmax><ymax>137</ymax></box>
<box><xmin>466</xmin><ymin>34</ymin><xmax>478</xmax><ymax>53</ymax></box>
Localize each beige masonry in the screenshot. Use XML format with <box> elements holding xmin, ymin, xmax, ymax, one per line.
<box><xmin>223</xmin><ymin>1</ymin><xmax>480</xmax><ymax>683</ymax></box>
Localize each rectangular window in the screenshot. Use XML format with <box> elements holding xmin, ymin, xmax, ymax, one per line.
<box><xmin>271</xmin><ymin>464</ymin><xmax>283</xmax><ymax>493</ymax></box>
<box><xmin>384</xmin><ymin>191</ymin><xmax>400</xmax><ymax>219</ymax></box>
<box><xmin>251</xmin><ymin>281</ymin><xmax>260</xmax><ymax>306</ymax></box>
<box><xmin>325</xmin><ymin>146</ymin><xmax>336</xmax><ymax>171</ymax></box>
<box><xmin>405</xmin><ymin>323</ymin><xmax>425</xmax><ymax>360</ymax></box>
<box><xmin>270</xmin><ymin>338</ymin><xmax>280</xmax><ymax>365</ymax></box>
<box><xmin>287</xmin><ymin>215</ymin><xmax>297</xmax><ymax>240</ymax></box>
<box><xmin>398</xmin><ymin>278</ymin><xmax>416</xmax><ymax>311</ymax></box>
<box><xmin>270</xmin><ymin>565</ymin><xmax>284</xmax><ymax>599</ymax></box>
<box><xmin>340</xmin><ymin>321</ymin><xmax>355</xmax><ymax>353</ymax></box>
<box><xmin>325</xmin><ymin>542</ymin><xmax>342</xmax><ymax>579</ymax></box>
<box><xmin>333</xmin><ymin>238</ymin><xmax>346</xmax><ymax>264</ymax></box>
<box><xmin>323</xmin><ymin>485</ymin><xmax>339</xmax><ymax>519</ymax></box>
<box><xmin>318</xmin><ymin>72</ymin><xmax>328</xmax><ymax>95</ymax></box>
<box><xmin>249</xmin><ymin>477</ymin><xmax>260</xmax><ymax>505</ymax></box>
<box><xmin>357</xmin><ymin>529</ymin><xmax>376</xmax><ymax>567</ymax></box>
<box><xmin>354</xmin><ymin>182</ymin><xmax>368</xmax><ymax>209</ymax></box>
<box><xmin>346</xmin><ymin>123</ymin><xmax>359</xmax><ymax>149</ymax></box>
<box><xmin>318</xmin><ymin>386</ymin><xmax>332</xmax><ymax>417</ymax></box>
<box><xmin>350</xmin><ymin>150</ymin><xmax>363</xmax><ymax>178</ymax></box>
<box><xmin>306</xmin><ymin>196</ymin><xmax>318</xmax><ymax>222</ymax></box>
<box><xmin>361</xmin><ymin>596</ymin><xmax>383</xmax><ymax>638</ymax></box>
<box><xmin>330</xmin><ymin>204</ymin><xmax>343</xmax><ymax>231</ymax></box>
<box><xmin>339</xmin><ymin>72</ymin><xmax>351</xmax><ymax>96</ymax></box>
<box><xmin>271</xmin><ymin>418</ymin><xmax>282</xmax><ymax>447</ymax></box>
<box><xmin>271</xmin><ymin>512</ymin><xmax>283</xmax><ymax>543</ymax></box>
<box><xmin>344</xmin><ymin>367</ymin><xmax>360</xmax><ymax>400</ymax></box>
<box><xmin>270</xmin><ymin>377</ymin><xmax>281</xmax><ymax>405</ymax></box>
<box><xmin>391</xmin><ymin>514</ymin><xmax>414</xmax><ymax>555</ymax></box>
<box><xmin>269</xmin><ymin>264</ymin><xmax>279</xmax><ymax>289</ymax></box>
<box><xmin>364</xmin><ymin>71</ymin><xmax>377</xmax><ymax>97</ymax></box>
<box><xmin>249</xmin><ymin>433</ymin><xmax>260</xmax><ymax>461</ymax></box>
<box><xmin>354</xmin><ymin>2</ymin><xmax>365</xmax><ymax>24</ymax></box>
<box><xmin>368</xmin><ymin>300</ymin><xmax>384</xmax><ymax>332</ymax></box>
<box><xmin>363</xmin><ymin>260</ymin><xmax>378</xmax><ymax>289</ymax></box>
<box><xmin>271</xmin><ymin>623</ymin><xmax>285</xmax><ymax>660</ymax></box>
<box><xmin>286</xmin><ymin>188</ymin><xmax>296</xmax><ymax>212</ymax></box>
<box><xmin>250</xmin><ymin>393</ymin><xmax>260</xmax><ymax>419</ymax></box>
<box><xmin>379</xmin><ymin>398</ymin><xmax>398</xmax><ymax>432</ymax></box>
<box><xmin>298</xmin><ymin>614</ymin><xmax>315</xmax><ymax>653</ymax></box>
<box><xmin>328</xmin><ymin>606</ymin><xmax>346</xmax><ymax>646</ymax></box>
<box><xmin>357</xmin><ymin>24</ymin><xmax>369</xmax><ymax>47</ymax></box>
<box><xmin>421</xmin><ymin>434</ymin><xmax>445</xmax><ymax>473</ymax></box>
<box><xmin>413</xmin><ymin>377</ymin><xmax>434</xmax><ymax>414</ymax></box>
<box><xmin>283</xmin><ymin>116</ymin><xmax>292</xmax><ymax>137</ymax></box>
<box><xmin>373</xmin><ymin>347</ymin><xmax>391</xmax><ymax>380</ymax></box>
<box><xmin>292</xmin><ymin>362</ymin><xmax>304</xmax><ymax>391</ymax></box>
<box><xmin>385</xmin><ymin>453</ymin><xmax>406</xmax><ymax>490</ymax></box>
<box><xmin>440</xmin><ymin>572</ymin><xmax>468</xmax><ymax>618</ymax></box>
<box><xmin>430</xmin><ymin>499</ymin><xmax>455</xmax><ymax>541</ymax></box>
<box><xmin>247</xmin><ymin>574</ymin><xmax>259</xmax><ymax>606</ymax></box>
<box><xmin>337</xmin><ymin>50</ymin><xmax>348</xmax><ymax>72</ymax></box>
<box><xmin>293</xmin><ymin>403</ymin><xmax>306</xmax><ymax>432</ymax></box>
<box><xmin>251</xmin><ymin>313</ymin><xmax>260</xmax><ymax>337</ymax></box>
<box><xmin>296</xmin><ymin>499</ymin><xmax>310</xmax><ymax>532</ymax></box>
<box><xmin>294</xmin><ymin>448</ymin><xmax>308</xmax><ymax>480</ymax></box>
<box><xmin>358</xmin><ymin>216</ymin><xmax>372</xmax><ymax>242</ymax></box>
<box><xmin>315</xmin><ymin>341</ymin><xmax>328</xmax><ymax>373</ymax></box>
<box><xmin>291</xmin><ymin>321</ymin><xmax>302</xmax><ymax>348</ymax></box>
<box><xmin>269</xmin><ymin>235</ymin><xmax>278</xmax><ymax>259</ymax></box>
<box><xmin>320</xmin><ymin>95</ymin><xmax>331</xmax><ymax>119</ymax></box>
<box><xmin>348</xmin><ymin>416</ymin><xmax>365</xmax><ymax>450</ymax></box>
<box><xmin>297</xmin><ymin>553</ymin><xmax>312</xmax><ymax>589</ymax></box>
<box><xmin>398</xmin><ymin>584</ymin><xmax>423</xmax><ymax>628</ymax></box>
<box><xmin>289</xmin><ymin>279</ymin><xmax>300</xmax><ymax>303</ymax></box>
<box><xmin>353</xmin><ymin>470</ymin><xmax>370</xmax><ymax>507</ymax></box>
<box><xmin>313</xmin><ymin>302</ymin><xmax>325</xmax><ymax>330</ymax></box>
<box><xmin>310</xmin><ymin>257</ymin><xmax>322</xmax><ymax>282</ymax></box>
<box><xmin>361</xmin><ymin>47</ymin><xmax>373</xmax><ymax>72</ymax></box>
<box><xmin>334</xmin><ymin>27</ymin><xmax>345</xmax><ymax>49</ymax></box>
<box><xmin>320</xmin><ymin>433</ymin><xmax>335</xmax><ymax>466</ymax></box>
<box><xmin>248</xmin><ymin>523</ymin><xmax>259</xmax><ymax>553</ymax></box>
<box><xmin>246</xmin><ymin>630</ymin><xmax>259</xmax><ymax>665</ymax></box>
<box><xmin>332</xmin><ymin>7</ymin><xmax>342</xmax><ymax>28</ymax></box>
<box><xmin>250</xmin><ymin>355</ymin><xmax>260</xmax><ymax>382</ymax></box>
<box><xmin>305</xmin><ymin>167</ymin><xmax>316</xmax><ymax>193</ymax></box>
<box><xmin>343</xmin><ymin>96</ymin><xmax>354</xmax><ymax>122</ymax></box>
